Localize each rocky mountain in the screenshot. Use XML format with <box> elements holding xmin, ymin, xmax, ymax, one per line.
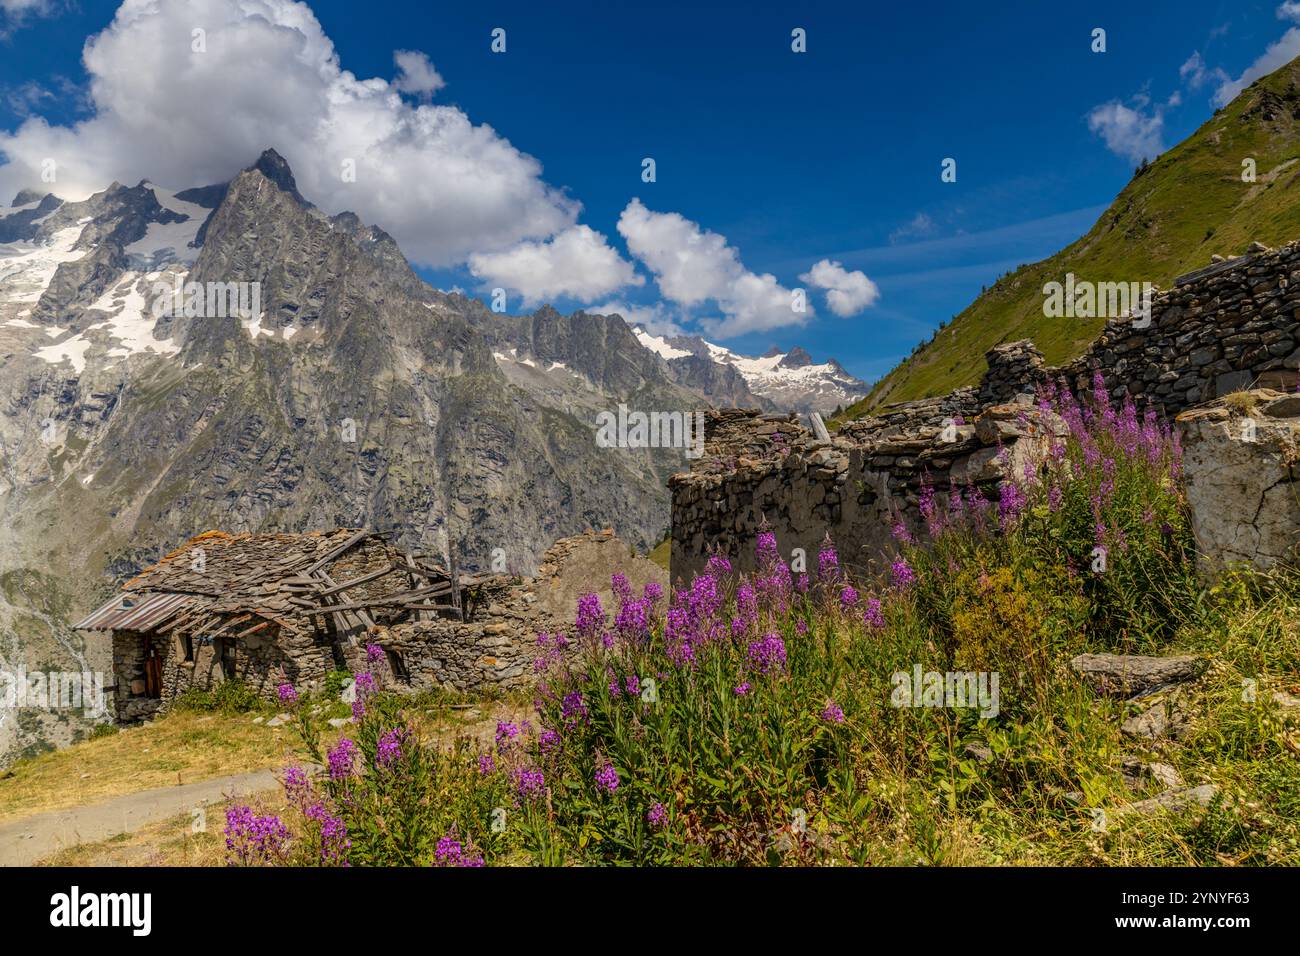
<box><xmin>0</xmin><ymin>149</ymin><xmax>708</xmax><ymax>761</ymax></box>
<box><xmin>630</xmin><ymin>326</ymin><xmax>867</xmax><ymax>416</ymax></box>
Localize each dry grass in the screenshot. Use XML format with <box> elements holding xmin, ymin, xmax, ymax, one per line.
<box><xmin>0</xmin><ymin>711</ymin><xmax>334</xmax><ymax>824</ymax></box>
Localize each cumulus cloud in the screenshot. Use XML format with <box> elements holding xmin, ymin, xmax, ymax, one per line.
<box><xmin>616</xmin><ymin>198</ymin><xmax>810</xmax><ymax>337</ymax></box>
<box><xmin>1086</xmin><ymin>100</ymin><xmax>1165</xmax><ymax>164</ymax></box>
<box><xmin>392</xmin><ymin>50</ymin><xmax>444</xmax><ymax>101</ymax></box>
<box><xmin>467</xmin><ymin>225</ymin><xmax>642</xmax><ymax>306</ymax></box>
<box><xmin>799</xmin><ymin>259</ymin><xmax>880</xmax><ymax>317</ymax></box>
<box><xmin>1209</xmin><ymin>3</ymin><xmax>1300</xmax><ymax>106</ymax></box>
<box><xmin>0</xmin><ymin>0</ymin><xmax>579</xmax><ymax>267</ymax></box>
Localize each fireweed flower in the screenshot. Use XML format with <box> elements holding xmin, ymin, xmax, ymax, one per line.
<box><xmin>705</xmin><ymin>553</ymin><xmax>732</xmax><ymax>576</ymax></box>
<box><xmin>840</xmin><ymin>586</ymin><xmax>859</xmax><ymax>609</ymax></box>
<box><xmin>561</xmin><ymin>691</ymin><xmax>588</xmax><ymax>726</ymax></box>
<box><xmin>224</xmin><ymin>805</ymin><xmax>290</xmax><ymax>866</ymax></box>
<box><xmin>817</xmin><ymin>536</ymin><xmax>840</xmax><ymax>583</ymax></box>
<box><xmin>1048</xmin><ymin>484</ymin><xmax>1064</xmax><ymax>512</ymax></box>
<box><xmin>434</xmin><ymin>831</ymin><xmax>484</xmax><ymax>868</ymax></box>
<box><xmin>327</xmin><ymin>738</ymin><xmax>358</xmax><ymax>782</ymax></box>
<box><xmin>891</xmin><ymin>521</ymin><xmax>914</xmax><ymax>545</ymax></box>
<box><xmin>277</xmin><ymin>683</ymin><xmax>298</xmax><ymax>706</ymax></box>
<box><xmin>352</xmin><ymin>671</ymin><xmax>376</xmax><ymax>720</ymax></box>
<box><xmin>376</xmin><ymin>728</ymin><xmax>406</xmax><ymax>768</ymax></box>
<box><xmin>745</xmin><ymin>633</ymin><xmax>787</xmax><ymax>676</ymax></box>
<box><xmin>306</xmin><ymin>802</ymin><xmax>351</xmax><ymax>866</ymax></box>
<box><xmin>756</xmin><ymin>530</ymin><xmax>781</xmax><ymax>568</ymax></box>
<box><xmin>614</xmin><ymin>596</ymin><xmax>652</xmax><ymax>642</ymax></box>
<box><xmin>513</xmin><ymin>766</ymin><xmax>546</xmax><ymax>802</ymax></box>
<box><xmin>495</xmin><ymin>721</ymin><xmax>521</xmax><ymax>749</ymax></box>
<box><xmin>647</xmin><ymin>802</ymin><xmax>667</xmax><ymax>829</ymax></box>
<box><xmin>575</xmin><ymin>593</ymin><xmax>605</xmax><ymax>642</ymax></box>
<box><xmin>539</xmin><ymin>728</ymin><xmax>561</xmax><ymax>754</ymax></box>
<box><xmin>283</xmin><ymin>766</ymin><xmax>311</xmax><ymax>808</ymax></box>
<box><xmin>795</xmin><ymin>618</ymin><xmax>808</xmax><ymax>635</ymax></box>
<box><xmin>611</xmin><ymin>572</ymin><xmax>633</xmax><ymax>605</ymax></box>
<box><xmin>821</xmin><ymin>701</ymin><xmax>846</xmax><ymax>724</ymax></box>
<box><xmin>478</xmin><ymin>753</ymin><xmax>496</xmax><ymax>775</ymax></box>
<box><xmin>733</xmin><ymin>682</ymin><xmax>752</xmax><ymax>696</ymax></box>
<box><xmin>594</xmin><ymin>762</ymin><xmax>619</xmax><ymax>794</ymax></box>
<box><xmin>890</xmin><ymin>559</ymin><xmax>916</xmax><ymax>590</ymax></box>
<box><xmin>365</xmin><ymin>643</ymin><xmax>383</xmax><ymax>664</ymax></box>
<box><xmin>643</xmin><ymin>581</ymin><xmax>664</xmax><ymax>604</ymax></box>
<box><xmin>863</xmin><ymin>597</ymin><xmax>885</xmax><ymax>630</ymax></box>
<box><xmin>624</xmin><ymin>675</ymin><xmax>640</xmax><ymax>697</ymax></box>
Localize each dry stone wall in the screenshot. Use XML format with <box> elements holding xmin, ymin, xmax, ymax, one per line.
<box><xmin>670</xmin><ymin>240</ymin><xmax>1300</xmax><ymax>582</ymax></box>
<box><xmin>368</xmin><ymin>529</ymin><xmax>668</xmax><ymax>694</ymax></box>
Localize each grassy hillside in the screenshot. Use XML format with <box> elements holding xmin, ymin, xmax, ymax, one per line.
<box><xmin>847</xmin><ymin>55</ymin><xmax>1300</xmax><ymax>418</ymax></box>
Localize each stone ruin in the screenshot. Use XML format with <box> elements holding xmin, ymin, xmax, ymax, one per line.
<box><xmin>75</xmin><ymin>527</ymin><xmax>666</xmax><ymax>721</ymax></box>
<box><xmin>670</xmin><ymin>240</ymin><xmax>1300</xmax><ymax>582</ymax></box>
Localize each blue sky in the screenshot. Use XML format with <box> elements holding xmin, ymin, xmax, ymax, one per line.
<box><xmin>2</xmin><ymin>0</ymin><xmax>1297</xmax><ymax>381</ymax></box>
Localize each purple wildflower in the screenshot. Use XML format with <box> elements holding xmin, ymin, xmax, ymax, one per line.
<box><xmin>594</xmin><ymin>762</ymin><xmax>619</xmax><ymax>794</ymax></box>
<box><xmin>327</xmin><ymin>738</ymin><xmax>357</xmax><ymax>782</ymax></box>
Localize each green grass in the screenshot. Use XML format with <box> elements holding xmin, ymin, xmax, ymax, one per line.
<box><xmin>842</xmin><ymin>54</ymin><xmax>1300</xmax><ymax>419</ymax></box>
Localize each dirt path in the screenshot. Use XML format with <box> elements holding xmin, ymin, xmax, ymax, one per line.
<box><xmin>0</xmin><ymin>769</ymin><xmax>280</xmax><ymax>866</ymax></box>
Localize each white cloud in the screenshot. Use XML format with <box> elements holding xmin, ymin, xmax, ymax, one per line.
<box><xmin>0</xmin><ymin>0</ymin><xmax>57</xmax><ymax>36</ymax></box>
<box><xmin>0</xmin><ymin>0</ymin><xmax>578</xmax><ymax>267</ymax></box>
<box><xmin>799</xmin><ymin>259</ymin><xmax>880</xmax><ymax>317</ymax></box>
<box><xmin>616</xmin><ymin>198</ymin><xmax>810</xmax><ymax>337</ymax></box>
<box><xmin>467</xmin><ymin>225</ymin><xmax>642</xmax><ymax>306</ymax></box>
<box><xmin>889</xmin><ymin>212</ymin><xmax>935</xmax><ymax>244</ymax></box>
<box><xmin>1086</xmin><ymin>100</ymin><xmax>1165</xmax><ymax>164</ymax></box>
<box><xmin>1211</xmin><ymin>17</ymin><xmax>1300</xmax><ymax>106</ymax></box>
<box><xmin>1</xmin><ymin>0</ymin><xmax>55</xmax><ymax>15</ymax></box>
<box><xmin>392</xmin><ymin>50</ymin><xmax>445</xmax><ymax>101</ymax></box>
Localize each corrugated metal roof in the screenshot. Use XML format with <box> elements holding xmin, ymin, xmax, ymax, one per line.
<box><xmin>73</xmin><ymin>591</ymin><xmax>193</xmax><ymax>631</ymax></box>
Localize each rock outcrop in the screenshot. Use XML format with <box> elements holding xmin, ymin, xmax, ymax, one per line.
<box><xmin>1177</xmin><ymin>388</ymin><xmax>1300</xmax><ymax>577</ymax></box>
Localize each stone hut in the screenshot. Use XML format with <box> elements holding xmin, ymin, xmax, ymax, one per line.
<box><xmin>74</xmin><ymin>527</ymin><xmax>668</xmax><ymax>721</ymax></box>
<box><xmin>73</xmin><ymin>529</ymin><xmax>492</xmax><ymax>721</ymax></box>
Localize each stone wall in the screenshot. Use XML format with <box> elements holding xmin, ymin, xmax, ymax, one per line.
<box><xmin>669</xmin><ymin>240</ymin><xmax>1300</xmax><ymax>582</ymax></box>
<box><xmin>111</xmin><ymin>618</ymin><xmax>337</xmax><ymax>721</ymax></box>
<box><xmin>670</xmin><ymin>401</ymin><xmax>1062</xmax><ymax>581</ymax></box>
<box><xmin>361</xmin><ymin>529</ymin><xmax>668</xmax><ymax>695</ymax></box>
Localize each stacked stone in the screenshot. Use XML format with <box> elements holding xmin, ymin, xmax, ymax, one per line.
<box><xmin>669</xmin><ymin>402</ymin><xmax>1063</xmax><ymax>581</ymax></box>
<box><xmin>1054</xmin><ymin>241</ymin><xmax>1300</xmax><ymax>411</ymax></box>
<box><xmin>838</xmin><ymin>386</ymin><xmax>981</xmax><ymax>444</ymax></box>
<box><xmin>978</xmin><ymin>341</ymin><xmax>1047</xmax><ymax>405</ymax></box>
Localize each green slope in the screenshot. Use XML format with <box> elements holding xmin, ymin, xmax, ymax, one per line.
<box><xmin>846</xmin><ymin>54</ymin><xmax>1300</xmax><ymax>419</ymax></box>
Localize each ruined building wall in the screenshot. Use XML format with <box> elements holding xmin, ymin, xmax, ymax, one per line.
<box><xmin>670</xmin><ymin>241</ymin><xmax>1300</xmax><ymax>582</ymax></box>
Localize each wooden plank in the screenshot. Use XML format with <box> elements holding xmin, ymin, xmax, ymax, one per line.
<box><xmin>303</xmin><ymin>529</ymin><xmax>370</xmax><ymax>576</ymax></box>
<box><xmin>318</xmin><ymin>564</ymin><xmax>396</xmax><ymax>596</ymax></box>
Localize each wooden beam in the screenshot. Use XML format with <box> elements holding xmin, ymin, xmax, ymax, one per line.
<box><xmin>318</xmin><ymin>564</ymin><xmax>396</xmax><ymax>596</ymax></box>
<box><xmin>303</xmin><ymin>529</ymin><xmax>371</xmax><ymax>576</ymax></box>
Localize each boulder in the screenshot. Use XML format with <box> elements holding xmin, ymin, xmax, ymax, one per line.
<box><xmin>1112</xmin><ymin>784</ymin><xmax>1219</xmax><ymax>819</ymax></box>
<box><xmin>1070</xmin><ymin>653</ymin><xmax>1205</xmax><ymax>698</ymax></box>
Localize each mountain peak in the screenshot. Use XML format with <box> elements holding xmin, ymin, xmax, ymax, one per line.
<box><xmin>247</xmin><ymin>148</ymin><xmax>306</xmax><ymax>203</ymax></box>
<box><xmin>11</xmin><ymin>188</ymin><xmax>45</xmax><ymax>207</ymax></box>
<box><xmin>780</xmin><ymin>346</ymin><xmax>813</xmax><ymax>368</ymax></box>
